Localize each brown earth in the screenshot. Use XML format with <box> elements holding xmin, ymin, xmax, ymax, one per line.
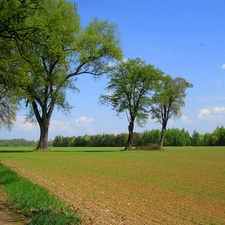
<box><xmin>3</xmin><ymin>165</ymin><xmax>225</xmax><ymax>225</ymax></box>
<box><xmin>0</xmin><ymin>188</ymin><xmax>27</xmax><ymax>225</ymax></box>
<box><xmin>1</xmin><ymin>149</ymin><xmax>225</xmax><ymax>225</ymax></box>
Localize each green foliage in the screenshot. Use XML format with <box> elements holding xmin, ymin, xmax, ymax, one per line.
<box><xmin>0</xmin><ymin>87</ymin><xmax>17</xmax><ymax>130</ymax></box>
<box><xmin>0</xmin><ymin>0</ymin><xmax>122</xmax><ymax>149</ymax></box>
<box><xmin>0</xmin><ymin>163</ymin><xmax>81</xmax><ymax>224</ymax></box>
<box><xmin>165</xmin><ymin>129</ymin><xmax>186</xmax><ymax>146</ymax></box>
<box><xmin>137</xmin><ymin>128</ymin><xmax>191</xmax><ymax>146</ymax></box>
<box><xmin>100</xmin><ymin>58</ymin><xmax>162</xmax><ymax>149</ymax></box>
<box><xmin>0</xmin><ymin>138</ymin><xmax>37</xmax><ymax>147</ymax></box>
<box><xmin>0</xmin><ymin>0</ymin><xmax>41</xmax><ymax>127</ymax></box>
<box><xmin>53</xmin><ymin>133</ymin><xmax>128</xmax><ymax>147</ymax></box>
<box><xmin>191</xmin><ymin>130</ymin><xmax>201</xmax><ymax>146</ymax></box>
<box><xmin>141</xmin><ymin>129</ymin><xmax>161</xmax><ymax>145</ymax></box>
<box><xmin>151</xmin><ymin>76</ymin><xmax>193</xmax><ymax>123</ymax></box>
<box><xmin>100</xmin><ymin>58</ymin><xmax>162</xmax><ymax>127</ymax></box>
<box><xmin>150</xmin><ymin>75</ymin><xmax>193</xmax><ymax>147</ymax></box>
<box><xmin>52</xmin><ymin>126</ymin><xmax>225</xmax><ymax>147</ymax></box>
<box><xmin>2</xmin><ymin>125</ymin><xmax>225</xmax><ymax>148</ymax></box>
<box><xmin>202</xmin><ymin>133</ymin><xmax>212</xmax><ymax>146</ymax></box>
<box><xmin>76</xmin><ymin>18</ymin><xmax>122</xmax><ymax>74</ymax></box>
<box><xmin>210</xmin><ymin>126</ymin><xmax>225</xmax><ymax>146</ymax></box>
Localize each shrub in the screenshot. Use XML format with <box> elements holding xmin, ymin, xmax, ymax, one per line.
<box><xmin>136</xmin><ymin>143</ymin><xmax>162</xmax><ymax>151</ymax></box>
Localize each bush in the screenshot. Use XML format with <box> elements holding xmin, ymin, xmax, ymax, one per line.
<box><xmin>136</xmin><ymin>143</ymin><xmax>162</xmax><ymax>151</ymax></box>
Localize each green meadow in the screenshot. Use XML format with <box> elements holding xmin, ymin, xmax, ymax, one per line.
<box><xmin>0</xmin><ymin>146</ymin><xmax>225</xmax><ymax>224</ymax></box>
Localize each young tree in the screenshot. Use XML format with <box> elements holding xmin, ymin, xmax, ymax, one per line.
<box><xmin>100</xmin><ymin>58</ymin><xmax>162</xmax><ymax>150</ymax></box>
<box><xmin>183</xmin><ymin>128</ymin><xmax>191</xmax><ymax>146</ymax></box>
<box><xmin>140</xmin><ymin>129</ymin><xmax>161</xmax><ymax>145</ymax></box>
<box><xmin>211</xmin><ymin>126</ymin><xmax>225</xmax><ymax>146</ymax></box>
<box><xmin>2</xmin><ymin>0</ymin><xmax>122</xmax><ymax>150</ymax></box>
<box><xmin>150</xmin><ymin>75</ymin><xmax>193</xmax><ymax>149</ymax></box>
<box><xmin>202</xmin><ymin>133</ymin><xmax>212</xmax><ymax>146</ymax></box>
<box><xmin>191</xmin><ymin>130</ymin><xmax>201</xmax><ymax>146</ymax></box>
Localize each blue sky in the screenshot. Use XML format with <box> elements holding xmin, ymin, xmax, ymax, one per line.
<box><xmin>1</xmin><ymin>0</ymin><xmax>225</xmax><ymax>140</ymax></box>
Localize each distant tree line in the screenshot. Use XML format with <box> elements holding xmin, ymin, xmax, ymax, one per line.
<box><xmin>52</xmin><ymin>133</ymin><xmax>128</xmax><ymax>147</ymax></box>
<box><xmin>1</xmin><ymin>126</ymin><xmax>225</xmax><ymax>147</ymax></box>
<box><xmin>0</xmin><ymin>138</ymin><xmax>37</xmax><ymax>147</ymax></box>
<box><xmin>51</xmin><ymin>126</ymin><xmax>225</xmax><ymax>147</ymax></box>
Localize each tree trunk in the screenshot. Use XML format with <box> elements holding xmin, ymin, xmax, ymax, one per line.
<box><xmin>37</xmin><ymin>117</ymin><xmax>50</xmax><ymax>151</ymax></box>
<box><xmin>124</xmin><ymin>120</ymin><xmax>134</xmax><ymax>150</ymax></box>
<box><xmin>32</xmin><ymin>101</ymin><xmax>51</xmax><ymax>151</ymax></box>
<box><xmin>159</xmin><ymin>125</ymin><xmax>166</xmax><ymax>149</ymax></box>
<box><xmin>31</xmin><ymin>99</ymin><xmax>55</xmax><ymax>151</ymax></box>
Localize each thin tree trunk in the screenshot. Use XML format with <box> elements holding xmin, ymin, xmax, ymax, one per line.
<box><xmin>159</xmin><ymin>125</ymin><xmax>166</xmax><ymax>149</ymax></box>
<box><xmin>125</xmin><ymin>120</ymin><xmax>134</xmax><ymax>150</ymax></box>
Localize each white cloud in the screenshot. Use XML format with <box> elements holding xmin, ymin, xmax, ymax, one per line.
<box><xmin>75</xmin><ymin>116</ymin><xmax>94</xmax><ymax>127</ymax></box>
<box><xmin>16</xmin><ymin>116</ymin><xmax>37</xmax><ymax>131</ymax></box>
<box><xmin>197</xmin><ymin>108</ymin><xmax>211</xmax><ymax>119</ymax></box>
<box><xmin>221</xmin><ymin>64</ymin><xmax>225</xmax><ymax>69</ymax></box>
<box><xmin>181</xmin><ymin>115</ymin><xmax>193</xmax><ymax>124</ymax></box>
<box><xmin>50</xmin><ymin>120</ymin><xmax>75</xmax><ymax>134</ymax></box>
<box><xmin>213</xmin><ymin>107</ymin><xmax>225</xmax><ymax>113</ymax></box>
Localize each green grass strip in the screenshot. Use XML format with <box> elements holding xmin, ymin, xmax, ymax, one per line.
<box><xmin>0</xmin><ymin>163</ymin><xmax>81</xmax><ymax>225</ymax></box>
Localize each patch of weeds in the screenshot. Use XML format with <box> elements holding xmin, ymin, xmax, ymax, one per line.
<box><xmin>30</xmin><ymin>209</ymin><xmax>80</xmax><ymax>225</ymax></box>
<box><xmin>0</xmin><ymin>163</ymin><xmax>81</xmax><ymax>224</ymax></box>
<box><xmin>136</xmin><ymin>143</ymin><xmax>163</xmax><ymax>151</ymax></box>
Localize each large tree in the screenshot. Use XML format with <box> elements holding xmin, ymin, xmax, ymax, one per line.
<box><xmin>100</xmin><ymin>58</ymin><xmax>162</xmax><ymax>150</ymax></box>
<box><xmin>150</xmin><ymin>75</ymin><xmax>193</xmax><ymax>149</ymax></box>
<box><xmin>2</xmin><ymin>0</ymin><xmax>122</xmax><ymax>150</ymax></box>
<box><xmin>0</xmin><ymin>0</ymin><xmax>41</xmax><ymax>130</ymax></box>
<box><xmin>0</xmin><ymin>0</ymin><xmax>38</xmax><ymax>41</ymax></box>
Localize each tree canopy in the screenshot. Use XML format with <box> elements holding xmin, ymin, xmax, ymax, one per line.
<box><xmin>0</xmin><ymin>0</ymin><xmax>122</xmax><ymax>150</ymax></box>
<box><xmin>100</xmin><ymin>58</ymin><xmax>162</xmax><ymax>150</ymax></box>
<box><xmin>150</xmin><ymin>75</ymin><xmax>193</xmax><ymax>148</ymax></box>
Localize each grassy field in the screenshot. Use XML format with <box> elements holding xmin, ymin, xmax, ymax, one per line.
<box><xmin>0</xmin><ymin>146</ymin><xmax>224</xmax><ymax>224</ymax></box>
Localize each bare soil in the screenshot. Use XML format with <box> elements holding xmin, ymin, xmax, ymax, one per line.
<box><xmin>4</xmin><ymin>165</ymin><xmax>225</xmax><ymax>225</ymax></box>
<box><xmin>1</xmin><ymin>149</ymin><xmax>225</xmax><ymax>225</ymax></box>
<box><xmin>0</xmin><ymin>188</ymin><xmax>27</xmax><ymax>225</ymax></box>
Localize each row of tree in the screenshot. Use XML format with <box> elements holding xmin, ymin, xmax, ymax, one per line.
<box><xmin>0</xmin><ymin>138</ymin><xmax>37</xmax><ymax>147</ymax></box>
<box><xmin>1</xmin><ymin>126</ymin><xmax>224</xmax><ymax>147</ymax></box>
<box><xmin>51</xmin><ymin>126</ymin><xmax>225</xmax><ymax>147</ymax></box>
<box><xmin>99</xmin><ymin>59</ymin><xmax>193</xmax><ymax>150</ymax></box>
<box><xmin>0</xmin><ymin>0</ymin><xmax>193</xmax><ymax>150</ymax></box>
<box><xmin>52</xmin><ymin>133</ymin><xmax>128</xmax><ymax>147</ymax></box>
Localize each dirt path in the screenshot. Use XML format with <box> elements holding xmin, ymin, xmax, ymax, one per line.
<box><xmin>0</xmin><ymin>188</ymin><xmax>26</xmax><ymax>225</ymax></box>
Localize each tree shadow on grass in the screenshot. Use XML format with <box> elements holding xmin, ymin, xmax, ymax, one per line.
<box><xmin>52</xmin><ymin>150</ymin><xmax>123</xmax><ymax>153</ymax></box>
<box><xmin>0</xmin><ymin>149</ymin><xmax>124</xmax><ymax>153</ymax></box>
<box><xmin>0</xmin><ymin>150</ymin><xmax>36</xmax><ymax>153</ymax></box>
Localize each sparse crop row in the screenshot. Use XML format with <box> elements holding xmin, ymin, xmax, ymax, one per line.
<box><xmin>0</xmin><ymin>146</ymin><xmax>224</xmax><ymax>224</ymax></box>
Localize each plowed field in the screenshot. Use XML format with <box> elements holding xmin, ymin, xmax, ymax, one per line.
<box><xmin>0</xmin><ymin>147</ymin><xmax>225</xmax><ymax>224</ymax></box>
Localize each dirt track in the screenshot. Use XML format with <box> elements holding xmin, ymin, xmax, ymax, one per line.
<box><xmin>0</xmin><ymin>188</ymin><xmax>26</xmax><ymax>225</ymax></box>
